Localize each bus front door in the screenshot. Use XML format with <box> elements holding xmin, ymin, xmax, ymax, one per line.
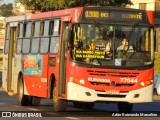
<box><xmin>6</xmin><ymin>26</ymin><xmax>17</xmax><ymax>95</ymax></box>
<box><xmin>59</xmin><ymin>22</ymin><xmax>70</xmax><ymax>96</ymax></box>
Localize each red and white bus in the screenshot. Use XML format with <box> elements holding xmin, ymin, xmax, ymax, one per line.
<box><xmin>2</xmin><ymin>6</ymin><xmax>154</xmax><ymax>112</ymax></box>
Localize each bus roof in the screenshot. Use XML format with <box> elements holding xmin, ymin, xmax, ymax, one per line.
<box><xmin>5</xmin><ymin>6</ymin><xmax>154</xmax><ymax>25</ymax></box>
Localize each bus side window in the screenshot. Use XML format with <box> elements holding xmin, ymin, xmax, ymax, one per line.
<box><xmin>16</xmin><ymin>23</ymin><xmax>23</xmax><ymax>54</ymax></box>
<box><xmin>31</xmin><ymin>21</ymin><xmax>40</xmax><ymax>54</ymax></box>
<box><xmin>40</xmin><ymin>20</ymin><xmax>50</xmax><ymax>54</ymax></box>
<box><xmin>22</xmin><ymin>22</ymin><xmax>32</xmax><ymax>54</ymax></box>
<box><xmin>49</xmin><ymin>19</ymin><xmax>61</xmax><ymax>53</ymax></box>
<box><xmin>4</xmin><ymin>24</ymin><xmax>10</xmax><ymax>54</ymax></box>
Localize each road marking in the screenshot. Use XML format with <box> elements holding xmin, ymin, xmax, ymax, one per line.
<box><xmin>0</xmin><ymin>103</ymin><xmax>7</xmax><ymax>105</ymax></box>
<box><xmin>12</xmin><ymin>105</ymin><xmax>22</xmax><ymax>108</ymax></box>
<box><xmin>45</xmin><ymin>112</ymin><xmax>59</xmax><ymax>116</ymax></box>
<box><xmin>26</xmin><ymin>108</ymin><xmax>40</xmax><ymax>111</ymax></box>
<box><xmin>66</xmin><ymin>117</ymin><xmax>80</xmax><ymax>120</ymax></box>
<box><xmin>12</xmin><ymin>105</ymin><xmax>41</xmax><ymax>111</ymax></box>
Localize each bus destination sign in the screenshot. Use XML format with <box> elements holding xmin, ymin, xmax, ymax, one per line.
<box><xmin>82</xmin><ymin>9</ymin><xmax>146</xmax><ymax>23</ymax></box>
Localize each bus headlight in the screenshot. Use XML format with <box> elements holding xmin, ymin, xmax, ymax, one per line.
<box><xmin>79</xmin><ymin>79</ymin><xmax>85</xmax><ymax>85</ymax></box>
<box><xmin>140</xmin><ymin>82</ymin><xmax>145</xmax><ymax>87</ymax></box>
<box><xmin>70</xmin><ymin>77</ymin><xmax>85</xmax><ymax>85</ymax></box>
<box><xmin>140</xmin><ymin>80</ymin><xmax>153</xmax><ymax>87</ymax></box>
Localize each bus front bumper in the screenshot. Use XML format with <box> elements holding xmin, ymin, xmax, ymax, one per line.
<box><xmin>67</xmin><ymin>82</ymin><xmax>153</xmax><ymax>103</ymax></box>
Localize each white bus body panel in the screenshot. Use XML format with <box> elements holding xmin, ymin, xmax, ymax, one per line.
<box><xmin>2</xmin><ymin>54</ymin><xmax>8</xmax><ymax>91</ymax></box>
<box><xmin>12</xmin><ymin>55</ymin><xmax>22</xmax><ymax>93</ymax></box>
<box><xmin>67</xmin><ymin>82</ymin><xmax>153</xmax><ymax>103</ymax></box>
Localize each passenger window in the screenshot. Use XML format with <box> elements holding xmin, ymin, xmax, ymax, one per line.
<box><xmin>16</xmin><ymin>39</ymin><xmax>22</xmax><ymax>54</ymax></box>
<box><xmin>39</xmin><ymin>20</ymin><xmax>50</xmax><ymax>54</ymax></box>
<box><xmin>4</xmin><ymin>40</ymin><xmax>9</xmax><ymax>54</ymax></box>
<box><xmin>43</xmin><ymin>20</ymin><xmax>50</xmax><ymax>36</ymax></box>
<box><xmin>4</xmin><ymin>24</ymin><xmax>10</xmax><ymax>54</ymax></box>
<box><xmin>31</xmin><ymin>38</ymin><xmax>40</xmax><ymax>53</ymax></box>
<box><xmin>5</xmin><ymin>24</ymin><xmax>10</xmax><ymax>39</ymax></box>
<box><xmin>24</xmin><ymin>22</ymin><xmax>32</xmax><ymax>37</ymax></box>
<box><xmin>49</xmin><ymin>19</ymin><xmax>61</xmax><ymax>54</ymax></box>
<box><xmin>22</xmin><ymin>22</ymin><xmax>32</xmax><ymax>54</ymax></box>
<box><xmin>22</xmin><ymin>38</ymin><xmax>30</xmax><ymax>53</ymax></box>
<box><xmin>31</xmin><ymin>21</ymin><xmax>41</xmax><ymax>53</ymax></box>
<box><xmin>50</xmin><ymin>37</ymin><xmax>59</xmax><ymax>53</ymax></box>
<box><xmin>34</xmin><ymin>21</ymin><xmax>40</xmax><ymax>37</ymax></box>
<box><xmin>18</xmin><ymin>23</ymin><xmax>23</xmax><ymax>38</ymax></box>
<box><xmin>51</xmin><ymin>19</ymin><xmax>61</xmax><ymax>36</ymax></box>
<box><xmin>16</xmin><ymin>23</ymin><xmax>23</xmax><ymax>54</ymax></box>
<box><xmin>40</xmin><ymin>21</ymin><xmax>44</xmax><ymax>36</ymax></box>
<box><xmin>40</xmin><ymin>38</ymin><xmax>49</xmax><ymax>53</ymax></box>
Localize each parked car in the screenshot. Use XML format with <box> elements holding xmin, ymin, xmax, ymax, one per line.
<box><xmin>154</xmin><ymin>74</ymin><xmax>160</xmax><ymax>95</ymax></box>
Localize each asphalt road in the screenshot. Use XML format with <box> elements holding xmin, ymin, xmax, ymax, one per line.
<box><xmin>0</xmin><ymin>71</ymin><xmax>160</xmax><ymax>119</ymax></box>
<box><xmin>0</xmin><ymin>91</ymin><xmax>160</xmax><ymax>120</ymax></box>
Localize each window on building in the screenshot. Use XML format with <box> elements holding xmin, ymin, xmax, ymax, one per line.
<box><xmin>139</xmin><ymin>3</ymin><xmax>147</xmax><ymax>10</ymax></box>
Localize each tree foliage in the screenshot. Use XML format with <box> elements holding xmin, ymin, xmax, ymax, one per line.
<box><xmin>0</xmin><ymin>3</ymin><xmax>13</xmax><ymax>17</ymax></box>
<box><xmin>19</xmin><ymin>0</ymin><xmax>132</xmax><ymax>12</ymax></box>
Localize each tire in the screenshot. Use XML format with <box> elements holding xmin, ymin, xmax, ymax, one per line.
<box><xmin>73</xmin><ymin>101</ymin><xmax>94</xmax><ymax>109</ymax></box>
<box><xmin>117</xmin><ymin>102</ymin><xmax>133</xmax><ymax>113</ymax></box>
<box><xmin>31</xmin><ymin>96</ymin><xmax>41</xmax><ymax>106</ymax></box>
<box><xmin>52</xmin><ymin>84</ymin><xmax>67</xmax><ymax>111</ymax></box>
<box><xmin>17</xmin><ymin>76</ymin><xmax>30</xmax><ymax>106</ymax></box>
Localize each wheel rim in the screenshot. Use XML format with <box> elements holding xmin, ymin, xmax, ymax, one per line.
<box><xmin>18</xmin><ymin>80</ymin><xmax>23</xmax><ymax>102</ymax></box>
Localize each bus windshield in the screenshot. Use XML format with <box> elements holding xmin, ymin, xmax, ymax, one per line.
<box><xmin>71</xmin><ymin>23</ymin><xmax>152</xmax><ymax>67</ymax></box>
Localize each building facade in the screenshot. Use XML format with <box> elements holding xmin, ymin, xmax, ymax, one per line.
<box><xmin>14</xmin><ymin>1</ymin><xmax>33</xmax><ymax>15</ymax></box>
<box><xmin>0</xmin><ymin>16</ymin><xmax>5</xmax><ymax>49</ymax></box>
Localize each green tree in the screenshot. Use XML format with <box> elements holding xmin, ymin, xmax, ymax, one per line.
<box><xmin>19</xmin><ymin>0</ymin><xmax>132</xmax><ymax>12</ymax></box>
<box><xmin>0</xmin><ymin>3</ymin><xmax>13</xmax><ymax>17</ymax></box>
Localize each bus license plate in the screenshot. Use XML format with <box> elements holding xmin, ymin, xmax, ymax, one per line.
<box><xmin>106</xmin><ymin>90</ymin><xmax>120</xmax><ymax>95</ymax></box>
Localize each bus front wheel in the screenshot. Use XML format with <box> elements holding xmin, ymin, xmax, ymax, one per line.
<box><xmin>17</xmin><ymin>76</ymin><xmax>30</xmax><ymax>106</ymax></box>
<box><xmin>31</xmin><ymin>96</ymin><xmax>41</xmax><ymax>106</ymax></box>
<box><xmin>117</xmin><ymin>102</ymin><xmax>133</xmax><ymax>113</ymax></box>
<box><xmin>52</xmin><ymin>84</ymin><xmax>67</xmax><ymax>111</ymax></box>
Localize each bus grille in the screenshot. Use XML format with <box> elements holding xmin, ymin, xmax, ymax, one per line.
<box><xmin>97</xmin><ymin>94</ymin><xmax>126</xmax><ymax>98</ymax></box>
<box><xmin>96</xmin><ymin>90</ymin><xmax>128</xmax><ymax>98</ymax></box>
<box><xmin>87</xmin><ymin>70</ymin><xmax>138</xmax><ymax>87</ymax></box>
<box><xmin>87</xmin><ymin>70</ymin><xmax>139</xmax><ymax>77</ymax></box>
<box><xmin>90</xmin><ymin>82</ymin><xmax>134</xmax><ymax>87</ymax></box>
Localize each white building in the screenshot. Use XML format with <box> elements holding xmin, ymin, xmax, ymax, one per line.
<box><xmin>14</xmin><ymin>1</ymin><xmax>32</xmax><ymax>15</ymax></box>
<box><xmin>129</xmin><ymin>0</ymin><xmax>155</xmax><ymax>10</ymax></box>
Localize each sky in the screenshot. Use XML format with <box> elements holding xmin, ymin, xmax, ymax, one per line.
<box><xmin>0</xmin><ymin>0</ymin><xmax>14</xmax><ymax>4</ymax></box>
